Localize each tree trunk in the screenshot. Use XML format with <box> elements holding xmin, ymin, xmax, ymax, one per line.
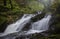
<box><xmin>9</xmin><ymin>0</ymin><xmax>13</xmax><ymax>9</ymax></box>
<box><xmin>3</xmin><ymin>0</ymin><xmax>7</xmax><ymax>6</ymax></box>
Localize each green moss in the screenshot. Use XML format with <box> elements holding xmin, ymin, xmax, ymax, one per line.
<box><xmin>35</xmin><ymin>34</ymin><xmax>60</xmax><ymax>39</ymax></box>
<box><xmin>29</xmin><ymin>34</ymin><xmax>60</xmax><ymax>39</ymax></box>
<box><xmin>0</xmin><ymin>16</ymin><xmax>7</xmax><ymax>26</ymax></box>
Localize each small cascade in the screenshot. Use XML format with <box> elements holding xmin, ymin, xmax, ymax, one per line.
<box><xmin>26</xmin><ymin>14</ymin><xmax>51</xmax><ymax>35</ymax></box>
<box><xmin>0</xmin><ymin>14</ymin><xmax>34</xmax><ymax>36</ymax></box>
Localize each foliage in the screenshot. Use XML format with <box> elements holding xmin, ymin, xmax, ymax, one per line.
<box><xmin>49</xmin><ymin>0</ymin><xmax>60</xmax><ymax>37</ymax></box>
<box><xmin>16</xmin><ymin>0</ymin><xmax>44</xmax><ymax>13</ymax></box>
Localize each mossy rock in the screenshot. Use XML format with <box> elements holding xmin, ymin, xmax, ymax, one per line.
<box><xmin>0</xmin><ymin>16</ymin><xmax>7</xmax><ymax>26</ymax></box>
<box><xmin>31</xmin><ymin>12</ymin><xmax>45</xmax><ymax>22</ymax></box>
<box><xmin>0</xmin><ymin>16</ymin><xmax>7</xmax><ymax>32</ymax></box>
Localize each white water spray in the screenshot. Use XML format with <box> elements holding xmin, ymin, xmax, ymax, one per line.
<box><xmin>0</xmin><ymin>14</ymin><xmax>34</xmax><ymax>36</ymax></box>
<box><xmin>26</xmin><ymin>14</ymin><xmax>51</xmax><ymax>34</ymax></box>
<box><xmin>0</xmin><ymin>12</ymin><xmax>42</xmax><ymax>36</ymax></box>
<box><xmin>0</xmin><ymin>14</ymin><xmax>51</xmax><ymax>39</ymax></box>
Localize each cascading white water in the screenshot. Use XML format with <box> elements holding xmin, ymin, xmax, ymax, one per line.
<box><xmin>0</xmin><ymin>0</ymin><xmax>54</xmax><ymax>39</ymax></box>
<box><xmin>26</xmin><ymin>14</ymin><xmax>51</xmax><ymax>34</ymax></box>
<box><xmin>0</xmin><ymin>12</ymin><xmax>42</xmax><ymax>37</ymax></box>
<box><xmin>0</xmin><ymin>14</ymin><xmax>34</xmax><ymax>36</ymax></box>
<box><xmin>0</xmin><ymin>13</ymin><xmax>51</xmax><ymax>39</ymax></box>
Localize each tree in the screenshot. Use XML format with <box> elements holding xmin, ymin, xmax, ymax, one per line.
<box><xmin>3</xmin><ymin>0</ymin><xmax>13</xmax><ymax>9</ymax></box>
<box><xmin>9</xmin><ymin>0</ymin><xmax>13</xmax><ymax>9</ymax></box>
<box><xmin>3</xmin><ymin>0</ymin><xmax>7</xmax><ymax>6</ymax></box>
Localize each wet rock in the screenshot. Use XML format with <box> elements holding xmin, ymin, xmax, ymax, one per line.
<box><xmin>31</xmin><ymin>12</ymin><xmax>45</xmax><ymax>22</ymax></box>
<box><xmin>21</xmin><ymin>22</ymin><xmax>31</xmax><ymax>31</ymax></box>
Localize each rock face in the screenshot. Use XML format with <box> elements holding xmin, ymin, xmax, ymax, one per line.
<box><xmin>31</xmin><ymin>12</ymin><xmax>45</xmax><ymax>22</ymax></box>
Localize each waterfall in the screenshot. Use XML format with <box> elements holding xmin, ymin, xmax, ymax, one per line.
<box><xmin>0</xmin><ymin>14</ymin><xmax>34</xmax><ymax>36</ymax></box>
<box><xmin>26</xmin><ymin>14</ymin><xmax>51</xmax><ymax>35</ymax></box>
<box><xmin>0</xmin><ymin>0</ymin><xmax>53</xmax><ymax>38</ymax></box>
<box><xmin>0</xmin><ymin>12</ymin><xmax>42</xmax><ymax>37</ymax></box>
<box><xmin>0</xmin><ymin>13</ymin><xmax>51</xmax><ymax>39</ymax></box>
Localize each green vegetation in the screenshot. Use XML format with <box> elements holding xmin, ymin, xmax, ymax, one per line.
<box><xmin>16</xmin><ymin>0</ymin><xmax>44</xmax><ymax>13</ymax></box>
<box><xmin>30</xmin><ymin>34</ymin><xmax>60</xmax><ymax>39</ymax></box>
